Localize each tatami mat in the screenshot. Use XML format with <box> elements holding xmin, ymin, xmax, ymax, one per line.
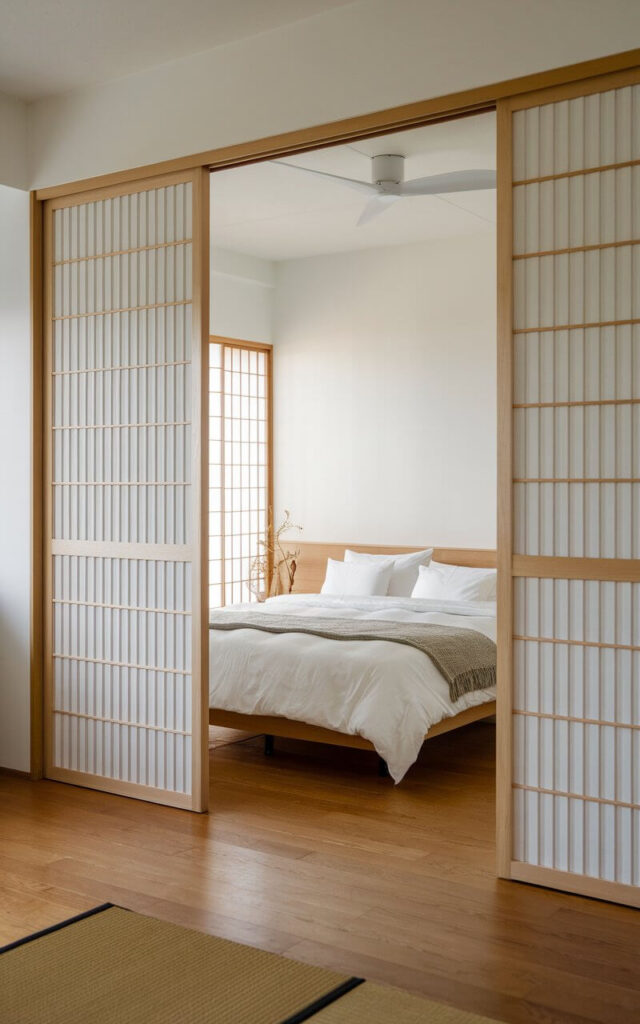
<box><xmin>313</xmin><ymin>980</ymin><xmax>502</xmax><ymax>1022</ymax></box>
<box><xmin>0</xmin><ymin>905</ymin><xmax>348</xmax><ymax>1024</ymax></box>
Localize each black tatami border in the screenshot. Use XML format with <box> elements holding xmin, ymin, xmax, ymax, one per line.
<box><xmin>0</xmin><ymin>903</ymin><xmax>114</xmax><ymax>955</ymax></box>
<box><xmin>1</xmin><ymin>902</ymin><xmax>365</xmax><ymax>1022</ymax></box>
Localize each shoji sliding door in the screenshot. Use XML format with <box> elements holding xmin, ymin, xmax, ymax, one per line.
<box><xmin>43</xmin><ymin>170</ymin><xmax>209</xmax><ymax>810</ymax></box>
<box><xmin>498</xmin><ymin>70</ymin><xmax>640</xmax><ymax>905</ymax></box>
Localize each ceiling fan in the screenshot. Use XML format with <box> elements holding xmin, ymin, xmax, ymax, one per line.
<box><xmin>275</xmin><ymin>154</ymin><xmax>496</xmax><ymax>226</ymax></box>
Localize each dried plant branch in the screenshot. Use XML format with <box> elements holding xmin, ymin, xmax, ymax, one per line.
<box><xmin>249</xmin><ymin>509</ymin><xmax>302</xmax><ymax>600</ymax></box>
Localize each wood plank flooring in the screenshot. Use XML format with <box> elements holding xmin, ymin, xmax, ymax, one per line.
<box><xmin>1</xmin><ymin>723</ymin><xmax>639</xmax><ymax>1024</ymax></box>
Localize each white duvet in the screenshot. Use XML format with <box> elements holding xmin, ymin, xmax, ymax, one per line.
<box><xmin>209</xmin><ymin>593</ymin><xmax>496</xmax><ymax>783</ymax></box>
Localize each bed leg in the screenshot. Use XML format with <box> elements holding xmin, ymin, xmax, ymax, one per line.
<box><xmin>378</xmin><ymin>756</ymin><xmax>390</xmax><ymax>778</ymax></box>
<box><xmin>264</xmin><ymin>734</ymin><xmax>275</xmax><ymax>757</ymax></box>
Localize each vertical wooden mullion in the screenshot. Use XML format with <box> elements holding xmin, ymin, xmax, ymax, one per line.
<box><xmin>191</xmin><ymin>167</ymin><xmax>209</xmax><ymax>811</ymax></box>
<box><xmin>43</xmin><ymin>201</ymin><xmax>55</xmax><ymax>780</ymax></box>
<box><xmin>30</xmin><ymin>192</ymin><xmax>45</xmax><ymax>780</ymax></box>
<box><xmin>496</xmin><ymin>98</ymin><xmax>515</xmax><ymax>877</ymax></box>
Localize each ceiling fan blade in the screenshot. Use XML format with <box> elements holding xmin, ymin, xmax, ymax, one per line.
<box><xmin>398</xmin><ymin>169</ymin><xmax>496</xmax><ymax>196</ymax></box>
<box><xmin>357</xmin><ymin>194</ymin><xmax>400</xmax><ymax>227</ymax></box>
<box><xmin>274</xmin><ymin>160</ymin><xmax>377</xmax><ymax>196</ymax></box>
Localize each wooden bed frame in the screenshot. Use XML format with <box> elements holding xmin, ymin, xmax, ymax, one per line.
<box><xmin>209</xmin><ymin>543</ymin><xmax>497</xmax><ymax>759</ymax></box>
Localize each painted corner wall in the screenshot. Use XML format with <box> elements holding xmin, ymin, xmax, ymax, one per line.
<box><xmin>0</xmin><ymin>91</ymin><xmax>28</xmax><ymax>190</ymax></box>
<box><xmin>211</xmin><ymin>248</ymin><xmax>275</xmax><ymax>343</ymax></box>
<box><xmin>0</xmin><ymin>185</ymin><xmax>31</xmax><ymax>771</ymax></box>
<box><xmin>27</xmin><ymin>0</ymin><xmax>640</xmax><ymax>189</ymax></box>
<box><xmin>271</xmin><ymin>233</ymin><xmax>497</xmax><ymax>547</ymax></box>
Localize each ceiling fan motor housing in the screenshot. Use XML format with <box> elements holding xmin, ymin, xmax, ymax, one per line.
<box><xmin>371</xmin><ymin>153</ymin><xmax>404</xmax><ymax>187</ymax></box>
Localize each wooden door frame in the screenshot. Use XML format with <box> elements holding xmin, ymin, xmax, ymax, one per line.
<box><xmin>30</xmin><ymin>48</ymin><xmax>640</xmax><ymax>828</ymax></box>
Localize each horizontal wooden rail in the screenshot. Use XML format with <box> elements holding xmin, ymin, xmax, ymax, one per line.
<box><xmin>51</xmin><ymin>360</ymin><xmax>189</xmax><ymax>376</ymax></box>
<box><xmin>52</xmin><ymin>421</ymin><xmax>191</xmax><ymax>430</ymax></box>
<box><xmin>513</xmin><ymin>238</ymin><xmax>640</xmax><ymax>260</ymax></box>
<box><xmin>52</xmin><ymin>653</ymin><xmax>190</xmax><ymax>675</ymax></box>
<box><xmin>512</xmin><ymin>555</ymin><xmax>640</xmax><ymax>581</ymax></box>
<box><xmin>513</xmin><ymin>782</ymin><xmax>638</xmax><ymax>811</ymax></box>
<box><xmin>52</xmin><ymin>708</ymin><xmax>189</xmax><ymax>736</ymax></box>
<box><xmin>513</xmin><ymin>710</ymin><xmax>640</xmax><ymax>731</ymax></box>
<box><xmin>53</xmin><ymin>238</ymin><xmax>191</xmax><ymax>266</ymax></box>
<box><xmin>53</xmin><ymin>598</ymin><xmax>190</xmax><ymax>616</ymax></box>
<box><xmin>513</xmin><ymin>156</ymin><xmax>640</xmax><ymax>187</ymax></box>
<box><xmin>51</xmin><ymin>539</ymin><xmax>191</xmax><ymax>560</ymax></box>
<box><xmin>52</xmin><ymin>299</ymin><xmax>190</xmax><ymax>321</ymax></box>
<box><xmin>514</xmin><ymin>318</ymin><xmax>640</xmax><ymax>335</ymax></box>
<box><xmin>513</xmin><ymin>635</ymin><xmax>639</xmax><ymax>653</ymax></box>
<box><xmin>513</xmin><ymin>398</ymin><xmax>640</xmax><ymax>409</ymax></box>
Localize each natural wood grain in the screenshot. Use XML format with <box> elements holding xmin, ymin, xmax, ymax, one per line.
<box><xmin>291</xmin><ymin>543</ymin><xmax>496</xmax><ymax>596</ymax></box>
<box><xmin>512</xmin><ymin>555</ymin><xmax>640</xmax><ymax>583</ymax></box>
<box><xmin>1</xmin><ymin>728</ymin><xmax>639</xmax><ymax>1024</ymax></box>
<box><xmin>34</xmin><ymin>49</ymin><xmax>640</xmax><ymax>201</ymax></box>
<box><xmin>29</xmin><ymin>190</ymin><xmax>44</xmax><ymax>781</ymax></box>
<box><xmin>210</xmin><ymin>703</ymin><xmax>497</xmax><ymax>750</ymax></box>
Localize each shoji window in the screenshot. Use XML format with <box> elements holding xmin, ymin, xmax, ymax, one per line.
<box><xmin>208</xmin><ymin>338</ymin><xmax>272</xmax><ymax>608</ymax></box>
<box><xmin>44</xmin><ymin>170</ymin><xmax>209</xmax><ymax>810</ymax></box>
<box><xmin>498</xmin><ymin>70</ymin><xmax>640</xmax><ymax>907</ymax></box>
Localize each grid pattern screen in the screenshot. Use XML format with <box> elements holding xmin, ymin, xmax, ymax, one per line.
<box><xmin>209</xmin><ymin>340</ymin><xmax>271</xmax><ymax>608</ymax></box>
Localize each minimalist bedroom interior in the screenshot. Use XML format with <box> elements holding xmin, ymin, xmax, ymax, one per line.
<box><xmin>206</xmin><ymin>112</ymin><xmax>499</xmax><ymax>797</ymax></box>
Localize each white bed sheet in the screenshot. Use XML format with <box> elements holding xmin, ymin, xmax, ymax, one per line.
<box><xmin>209</xmin><ymin>593</ymin><xmax>496</xmax><ymax>783</ymax></box>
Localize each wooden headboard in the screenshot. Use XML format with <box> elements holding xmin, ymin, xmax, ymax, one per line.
<box><xmin>291</xmin><ymin>543</ymin><xmax>496</xmax><ymax>594</ymax></box>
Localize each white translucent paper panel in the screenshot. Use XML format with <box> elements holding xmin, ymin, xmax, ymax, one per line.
<box><xmin>52</xmin><ymin>554</ymin><xmax>192</xmax><ymax>792</ymax></box>
<box><xmin>513</xmin><ymin>166</ymin><xmax>640</xmax><ymax>254</ymax></box>
<box><xmin>513</xmin><ymin>246</ymin><xmax>640</xmax><ymax>331</ymax></box>
<box><xmin>514</xmin><ymin>482</ymin><xmax>640</xmax><ymax>557</ymax></box>
<box><xmin>514</xmin><ymin>577</ymin><xmax>640</xmax><ymax>647</ymax></box>
<box><xmin>209</xmin><ymin>343</ymin><xmax>269</xmax><ymax>609</ymax></box>
<box><xmin>514</xmin><ymin>641</ymin><xmax>640</xmax><ymax>724</ymax></box>
<box><xmin>514</xmin><ymin>325</ymin><xmax>640</xmax><ymax>404</ymax></box>
<box><xmin>52</xmin><ymin>305</ymin><xmax>193</xmax><ymax>544</ymax></box>
<box><xmin>52</xmin><ymin>184</ymin><xmax>192</xmax><ymax>262</ymax></box>
<box><xmin>512</xmin><ymin>84</ymin><xmax>640</xmax><ymax>181</ymax></box>
<box><xmin>513</xmin><ymin>789</ymin><xmax>640</xmax><ymax>884</ymax></box>
<box><xmin>52</xmin><ymin>715</ymin><xmax>191</xmax><ymax>793</ymax></box>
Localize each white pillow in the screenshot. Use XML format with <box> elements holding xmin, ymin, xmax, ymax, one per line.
<box><xmin>411</xmin><ymin>561</ymin><xmax>497</xmax><ymax>602</ymax></box>
<box><xmin>344</xmin><ymin>548</ymin><xmax>433</xmax><ymax>598</ymax></box>
<box><xmin>320</xmin><ymin>558</ymin><xmax>394</xmax><ymax>597</ymax></box>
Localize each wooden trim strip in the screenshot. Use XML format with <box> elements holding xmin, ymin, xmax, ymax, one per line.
<box><xmin>52</xmin><ymin>299</ymin><xmax>190</xmax><ymax>321</ymax></box>
<box><xmin>513</xmin><ymin>710</ymin><xmax>640</xmax><ymax>731</ymax></box>
<box><xmin>514</xmin><ymin>318</ymin><xmax>640</xmax><ymax>335</ymax></box>
<box><xmin>52</xmin><ymin>480</ymin><xmax>190</xmax><ymax>486</ymax></box>
<box><xmin>509</xmin><ymin>862</ymin><xmax>640</xmax><ymax>909</ymax></box>
<box><xmin>513</xmin><ymin>477</ymin><xmax>640</xmax><ymax>484</ymax></box>
<box><xmin>52</xmin><ymin>708</ymin><xmax>189</xmax><ymax>736</ymax></box>
<box><xmin>513</xmin><ymin>398</ymin><xmax>640</xmax><ymax>409</ymax></box>
<box><xmin>45</xmin><ymin>766</ymin><xmax>193</xmax><ymax>809</ymax></box>
<box><xmin>513</xmin><ymin>782</ymin><xmax>639</xmax><ymax>811</ymax></box>
<box><xmin>53</xmin><ymin>237</ymin><xmax>191</xmax><ymax>267</ymax></box>
<box><xmin>51</xmin><ymin>360</ymin><xmax>189</xmax><ymax>376</ymax></box>
<box><xmin>52</xmin><ymin>653</ymin><xmax>190</xmax><ymax>675</ymax></box>
<box><xmin>512</xmin><ymin>555</ymin><xmax>640</xmax><ymax>582</ymax></box>
<box><xmin>513</xmin><ymin>157</ymin><xmax>640</xmax><ymax>188</ymax></box>
<box><xmin>514</xmin><ymin>635</ymin><xmax>639</xmax><ymax>653</ymax></box>
<box><xmin>210</xmin><ymin>335</ymin><xmax>273</xmax><ymax>353</ymax></box>
<box><xmin>30</xmin><ymin>191</ymin><xmax>44</xmax><ymax>780</ymax></box>
<box><xmin>50</xmin><ymin>539</ymin><xmax>191</xmax><ymax>560</ymax></box>
<box><xmin>52</xmin><ymin>421</ymin><xmax>191</xmax><ymax>430</ymax></box>
<box><xmin>34</xmin><ymin>49</ymin><xmax>640</xmax><ymax>201</ymax></box>
<box><xmin>513</xmin><ymin>238</ymin><xmax>640</xmax><ymax>261</ymax></box>
<box><xmin>52</xmin><ymin>598</ymin><xmax>190</xmax><ymax>616</ymax></box>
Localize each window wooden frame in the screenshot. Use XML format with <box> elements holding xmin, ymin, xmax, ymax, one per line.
<box><xmin>208</xmin><ymin>336</ymin><xmax>273</xmax><ymax>607</ymax></box>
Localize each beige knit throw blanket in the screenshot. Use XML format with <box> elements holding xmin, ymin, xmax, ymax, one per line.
<box><xmin>209</xmin><ymin>612</ymin><xmax>496</xmax><ymax>703</ymax></box>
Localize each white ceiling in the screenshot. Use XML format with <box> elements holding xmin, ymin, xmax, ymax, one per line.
<box><xmin>0</xmin><ymin>0</ymin><xmax>354</xmax><ymax>101</ymax></box>
<box><xmin>210</xmin><ymin>112</ymin><xmax>496</xmax><ymax>262</ymax></box>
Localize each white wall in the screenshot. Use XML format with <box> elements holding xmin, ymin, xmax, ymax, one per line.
<box><xmin>273</xmin><ymin>232</ymin><xmax>496</xmax><ymax>547</ymax></box>
<box><xmin>0</xmin><ymin>185</ymin><xmax>31</xmax><ymax>771</ymax></box>
<box><xmin>27</xmin><ymin>0</ymin><xmax>640</xmax><ymax>188</ymax></box>
<box><xmin>0</xmin><ymin>91</ymin><xmax>28</xmax><ymax>189</ymax></box>
<box><xmin>211</xmin><ymin>248</ymin><xmax>274</xmax><ymax>343</ymax></box>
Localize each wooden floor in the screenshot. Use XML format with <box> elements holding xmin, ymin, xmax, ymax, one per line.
<box><xmin>1</xmin><ymin>724</ymin><xmax>639</xmax><ymax>1024</ymax></box>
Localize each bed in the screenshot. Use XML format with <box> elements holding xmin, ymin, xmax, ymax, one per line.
<box><xmin>209</xmin><ymin>544</ymin><xmax>497</xmax><ymax>782</ymax></box>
